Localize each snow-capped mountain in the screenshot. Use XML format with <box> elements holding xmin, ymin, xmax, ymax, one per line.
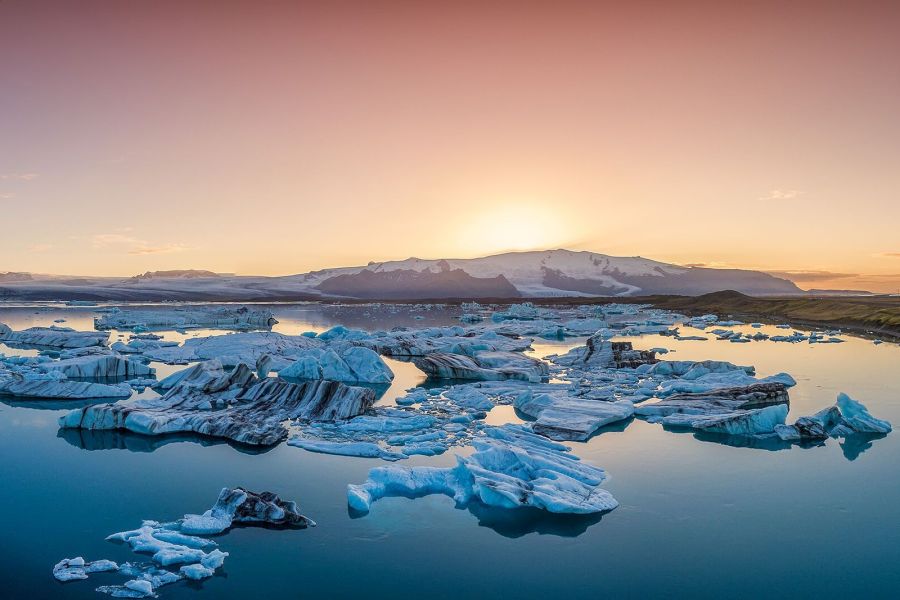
<box><xmin>292</xmin><ymin>250</ymin><xmax>801</xmax><ymax>299</ymax></box>
<box><xmin>0</xmin><ymin>250</ymin><xmax>801</xmax><ymax>301</ymax></box>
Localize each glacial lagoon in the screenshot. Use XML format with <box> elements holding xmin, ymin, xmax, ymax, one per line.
<box><xmin>1</xmin><ymin>302</ymin><xmax>898</xmax><ymax>598</ymax></box>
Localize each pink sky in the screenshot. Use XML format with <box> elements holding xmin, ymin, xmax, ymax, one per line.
<box><xmin>1</xmin><ymin>1</ymin><xmax>898</xmax><ymax>291</ymax></box>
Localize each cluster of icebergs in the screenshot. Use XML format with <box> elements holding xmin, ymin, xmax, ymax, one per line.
<box><xmin>1</xmin><ymin>302</ymin><xmax>893</xmax><ymax>594</ymax></box>
<box><xmin>54</xmin><ymin>487</ymin><xmax>312</xmax><ymax>598</ymax></box>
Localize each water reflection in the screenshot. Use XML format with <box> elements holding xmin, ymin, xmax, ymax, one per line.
<box><xmin>0</xmin><ymin>396</ymin><xmax>115</xmax><ymax>411</ymax></box>
<box><xmin>659</xmin><ymin>424</ymin><xmax>886</xmax><ymax>460</ymax></box>
<box><xmin>58</xmin><ymin>427</ymin><xmax>275</xmax><ymax>455</ymax></box>
<box><xmin>349</xmin><ymin>497</ymin><xmax>608</xmax><ymax>538</ymax></box>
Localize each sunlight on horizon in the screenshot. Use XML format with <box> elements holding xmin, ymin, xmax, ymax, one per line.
<box><xmin>458</xmin><ymin>203</ymin><xmax>576</xmax><ymax>256</ymax></box>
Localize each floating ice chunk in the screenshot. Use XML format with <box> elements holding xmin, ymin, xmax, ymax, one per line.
<box><xmin>443</xmin><ymin>386</ymin><xmax>494</xmax><ymax>410</ymax></box>
<box><xmin>123</xmin><ymin>579</ymin><xmax>154</xmax><ymax>597</ymax></box>
<box><xmin>315</xmin><ymin>325</ymin><xmax>371</xmax><ymax>342</ymax></box>
<box><xmin>287</xmin><ymin>438</ymin><xmax>406</xmax><ymax>461</ymax></box>
<box><xmin>0</xmin><ymin>325</ymin><xmax>108</xmax><ymax>349</ymax></box>
<box><xmin>339</xmin><ymin>413</ymin><xmax>437</xmax><ymax>433</ymax></box>
<box><xmin>181</xmin><ymin>487</ymin><xmax>315</xmax><ymax>534</ymax></box>
<box><xmin>348</xmin><ymin>424</ymin><xmax>617</xmax><ymax>515</ymax></box>
<box><xmin>514</xmin><ymin>390</ymin><xmax>635</xmax><ymax>441</ymax></box>
<box><xmin>63</xmin><ymin>487</ymin><xmax>310</xmax><ymax>597</ymax></box>
<box><xmin>0</xmin><ymin>374</ymin><xmax>132</xmax><ymax>400</ymax></box>
<box><xmin>42</xmin><ymin>355</ymin><xmax>154</xmax><ymax>379</ymax></box>
<box><xmin>775</xmin><ymin>393</ymin><xmax>891</xmax><ymax>441</ymax></box>
<box><xmin>413</xmin><ymin>351</ymin><xmax>548</xmax><ymax>382</ymax></box>
<box><xmin>52</xmin><ymin>557</ymin><xmax>119</xmax><ymax>581</ymax></box>
<box><xmin>834</xmin><ymin>393</ymin><xmax>892</xmax><ymax>434</ymax></box>
<box><xmin>636</xmin><ymin>381</ymin><xmax>790</xmax><ymax>419</ymax></box>
<box><xmin>556</xmin><ymin>337</ymin><xmax>657</xmax><ymax>369</ymax></box>
<box><xmin>180</xmin><ymin>563</ymin><xmax>215</xmax><ymax>580</ymax></box>
<box><xmin>143</xmin><ymin>331</ymin><xmax>321</xmax><ymax>366</ymax></box>
<box><xmin>95</xmin><ymin>306</ymin><xmax>276</xmax><ymax>331</ymax></box>
<box><xmin>491</xmin><ymin>303</ymin><xmax>547</xmax><ymax>321</ymax></box>
<box><xmin>662</xmin><ymin>403</ymin><xmax>789</xmax><ymax>436</ymax></box>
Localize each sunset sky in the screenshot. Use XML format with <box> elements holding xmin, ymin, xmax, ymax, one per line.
<box><xmin>1</xmin><ymin>1</ymin><xmax>898</xmax><ymax>291</ymax></box>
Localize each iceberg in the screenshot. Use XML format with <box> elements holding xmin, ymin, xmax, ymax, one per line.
<box><xmin>180</xmin><ymin>487</ymin><xmax>314</xmax><ymax>534</ymax></box>
<box><xmin>52</xmin><ymin>557</ymin><xmax>119</xmax><ymax>581</ymax></box>
<box><xmin>143</xmin><ymin>331</ymin><xmax>321</xmax><ymax>366</ymax></box>
<box><xmin>59</xmin><ymin>364</ymin><xmax>376</xmax><ymax>446</ymax></box>
<box><xmin>661</xmin><ymin>403</ymin><xmax>789</xmax><ymax>436</ymax></box>
<box><xmin>42</xmin><ymin>354</ymin><xmax>155</xmax><ymax>379</ymax></box>
<box><xmin>58</xmin><ymin>487</ymin><xmax>310</xmax><ymax>597</ymax></box>
<box><xmin>555</xmin><ymin>336</ymin><xmax>658</xmax><ymax>369</ymax></box>
<box><xmin>513</xmin><ymin>389</ymin><xmax>635</xmax><ymax>441</ymax></box>
<box><xmin>635</xmin><ymin>381</ymin><xmax>791</xmax><ymax>419</ymax></box>
<box><xmin>0</xmin><ymin>324</ymin><xmax>108</xmax><ymax>349</ymax></box>
<box><xmin>348</xmin><ymin>424</ymin><xmax>617</xmax><ymax>515</ymax></box>
<box><xmin>288</xmin><ymin>438</ymin><xmax>407</xmax><ymax>461</ymax></box>
<box><xmin>413</xmin><ymin>351</ymin><xmax>548</xmax><ymax>382</ymax></box>
<box><xmin>0</xmin><ymin>374</ymin><xmax>132</xmax><ymax>400</ymax></box>
<box><xmin>95</xmin><ymin>306</ymin><xmax>277</xmax><ymax>331</ymax></box>
<box><xmin>775</xmin><ymin>393</ymin><xmax>892</xmax><ymax>440</ymax></box>
<box><xmin>264</xmin><ymin>345</ymin><xmax>394</xmax><ymax>384</ymax></box>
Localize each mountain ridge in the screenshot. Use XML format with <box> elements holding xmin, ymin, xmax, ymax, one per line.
<box><xmin>0</xmin><ymin>249</ymin><xmax>809</xmax><ymax>301</ymax></box>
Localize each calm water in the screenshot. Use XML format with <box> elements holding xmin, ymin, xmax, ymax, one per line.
<box><xmin>1</xmin><ymin>303</ymin><xmax>899</xmax><ymax>599</ymax></box>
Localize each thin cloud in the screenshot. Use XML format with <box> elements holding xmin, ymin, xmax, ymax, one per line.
<box><xmin>879</xmin><ymin>252</ymin><xmax>900</xmax><ymax>258</ymax></box>
<box><xmin>758</xmin><ymin>189</ymin><xmax>805</xmax><ymax>201</ymax></box>
<box><xmin>682</xmin><ymin>262</ymin><xmax>733</xmax><ymax>269</ymax></box>
<box><xmin>0</xmin><ymin>192</ymin><xmax>14</xmax><ymax>200</ymax></box>
<box><xmin>90</xmin><ymin>231</ymin><xmax>189</xmax><ymax>255</ymax></box>
<box><xmin>28</xmin><ymin>243</ymin><xmax>54</xmax><ymax>253</ymax></box>
<box><xmin>128</xmin><ymin>243</ymin><xmax>189</xmax><ymax>255</ymax></box>
<box><xmin>91</xmin><ymin>233</ymin><xmax>144</xmax><ymax>248</ymax></box>
<box><xmin>765</xmin><ymin>270</ymin><xmax>858</xmax><ymax>282</ymax></box>
<box><xmin>0</xmin><ymin>173</ymin><xmax>38</xmax><ymax>181</ymax></box>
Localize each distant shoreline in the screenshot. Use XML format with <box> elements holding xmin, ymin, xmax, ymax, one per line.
<box><xmin>1</xmin><ymin>289</ymin><xmax>897</xmax><ymax>342</ymax></box>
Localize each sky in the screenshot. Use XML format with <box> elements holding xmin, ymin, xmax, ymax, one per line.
<box><xmin>1</xmin><ymin>0</ymin><xmax>898</xmax><ymax>292</ymax></box>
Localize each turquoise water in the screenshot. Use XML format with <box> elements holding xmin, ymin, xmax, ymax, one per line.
<box><xmin>1</xmin><ymin>304</ymin><xmax>899</xmax><ymax>598</ymax></box>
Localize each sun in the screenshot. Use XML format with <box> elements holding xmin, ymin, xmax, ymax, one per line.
<box><xmin>459</xmin><ymin>203</ymin><xmax>568</xmax><ymax>255</ymax></box>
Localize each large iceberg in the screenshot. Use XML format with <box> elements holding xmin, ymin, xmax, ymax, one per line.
<box><xmin>59</xmin><ymin>364</ymin><xmax>376</xmax><ymax>446</ymax></box>
<box><xmin>348</xmin><ymin>424</ymin><xmax>617</xmax><ymax>515</ymax></box>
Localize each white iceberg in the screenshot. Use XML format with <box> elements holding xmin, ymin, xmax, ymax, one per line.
<box><xmin>348</xmin><ymin>424</ymin><xmax>617</xmax><ymax>515</ymax></box>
